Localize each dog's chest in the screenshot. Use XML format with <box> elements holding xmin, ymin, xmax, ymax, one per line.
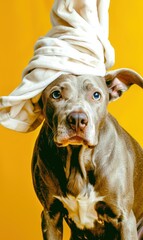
<box><xmin>56</xmin><ymin>146</ymin><xmax>104</xmax><ymax>229</ymax></box>
<box><xmin>56</xmin><ymin>184</ymin><xmax>103</xmax><ymax>230</ymax></box>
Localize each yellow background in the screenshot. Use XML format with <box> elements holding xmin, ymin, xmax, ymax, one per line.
<box><xmin>0</xmin><ymin>1</ymin><xmax>143</xmax><ymax>239</ymax></box>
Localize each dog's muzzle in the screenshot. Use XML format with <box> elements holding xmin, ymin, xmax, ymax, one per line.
<box><xmin>54</xmin><ymin>109</ymin><xmax>95</xmax><ymax>147</ymax></box>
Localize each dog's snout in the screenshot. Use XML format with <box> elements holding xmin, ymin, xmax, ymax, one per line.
<box><xmin>67</xmin><ymin>112</ymin><xmax>88</xmax><ymax>131</ymax></box>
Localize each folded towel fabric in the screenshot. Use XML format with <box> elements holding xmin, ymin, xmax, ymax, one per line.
<box><xmin>0</xmin><ymin>0</ymin><xmax>115</xmax><ymax>132</ymax></box>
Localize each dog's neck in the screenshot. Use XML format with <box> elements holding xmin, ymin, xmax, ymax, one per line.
<box><xmin>64</xmin><ymin>145</ymin><xmax>95</xmax><ymax>196</ymax></box>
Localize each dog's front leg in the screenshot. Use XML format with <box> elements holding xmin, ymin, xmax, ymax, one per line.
<box><xmin>120</xmin><ymin>210</ymin><xmax>138</xmax><ymax>240</ymax></box>
<box><xmin>41</xmin><ymin>209</ymin><xmax>63</xmax><ymax>240</ymax></box>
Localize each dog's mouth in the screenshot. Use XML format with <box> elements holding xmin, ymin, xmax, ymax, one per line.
<box><xmin>67</xmin><ymin>136</ymin><xmax>86</xmax><ymax>145</ymax></box>
<box><xmin>55</xmin><ymin>135</ymin><xmax>95</xmax><ymax>148</ymax></box>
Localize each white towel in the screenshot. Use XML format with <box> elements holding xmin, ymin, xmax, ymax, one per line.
<box><xmin>0</xmin><ymin>0</ymin><xmax>115</xmax><ymax>132</ymax></box>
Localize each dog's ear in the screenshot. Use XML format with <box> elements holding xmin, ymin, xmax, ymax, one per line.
<box><xmin>105</xmin><ymin>68</ymin><xmax>143</xmax><ymax>101</ymax></box>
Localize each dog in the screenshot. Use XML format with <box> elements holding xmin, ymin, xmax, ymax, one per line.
<box><xmin>32</xmin><ymin>68</ymin><xmax>143</xmax><ymax>240</ymax></box>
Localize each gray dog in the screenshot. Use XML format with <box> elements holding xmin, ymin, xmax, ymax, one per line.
<box><xmin>32</xmin><ymin>68</ymin><xmax>143</xmax><ymax>240</ymax></box>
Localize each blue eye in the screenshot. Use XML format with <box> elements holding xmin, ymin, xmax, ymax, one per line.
<box><xmin>51</xmin><ymin>90</ymin><xmax>61</xmax><ymax>99</ymax></box>
<box><xmin>93</xmin><ymin>92</ymin><xmax>101</xmax><ymax>100</ymax></box>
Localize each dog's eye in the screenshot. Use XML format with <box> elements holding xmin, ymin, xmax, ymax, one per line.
<box><xmin>51</xmin><ymin>90</ymin><xmax>62</xmax><ymax>99</ymax></box>
<box><xmin>93</xmin><ymin>92</ymin><xmax>101</xmax><ymax>100</ymax></box>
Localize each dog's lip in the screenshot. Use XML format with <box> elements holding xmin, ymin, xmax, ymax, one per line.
<box><xmin>55</xmin><ymin>136</ymin><xmax>84</xmax><ymax>147</ymax></box>
<box><xmin>69</xmin><ymin>136</ymin><xmax>84</xmax><ymax>142</ymax></box>
<box><xmin>55</xmin><ymin>136</ymin><xmax>95</xmax><ymax>148</ymax></box>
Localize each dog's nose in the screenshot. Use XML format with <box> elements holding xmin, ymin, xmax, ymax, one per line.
<box><xmin>67</xmin><ymin>112</ymin><xmax>88</xmax><ymax>131</ymax></box>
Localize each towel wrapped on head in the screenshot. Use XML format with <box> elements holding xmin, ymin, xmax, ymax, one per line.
<box><xmin>0</xmin><ymin>0</ymin><xmax>115</xmax><ymax>132</ymax></box>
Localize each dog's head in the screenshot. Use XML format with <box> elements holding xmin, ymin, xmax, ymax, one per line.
<box><xmin>41</xmin><ymin>69</ymin><xmax>143</xmax><ymax>148</ymax></box>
